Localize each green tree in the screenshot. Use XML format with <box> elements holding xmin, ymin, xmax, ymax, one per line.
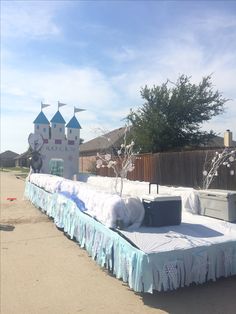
<box><xmin>127</xmin><ymin>74</ymin><xmax>228</xmax><ymax>153</ymax></box>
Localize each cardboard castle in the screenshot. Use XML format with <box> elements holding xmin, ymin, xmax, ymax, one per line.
<box><xmin>30</xmin><ymin>105</ymin><xmax>81</xmax><ymax>179</ymax></box>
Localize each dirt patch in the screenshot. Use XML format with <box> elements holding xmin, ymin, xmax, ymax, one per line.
<box><xmin>0</xmin><ymin>216</ymin><xmax>50</xmax><ymax>225</ymax></box>
<box><xmin>0</xmin><ymin>224</ymin><xmax>15</xmax><ymax>232</ymax></box>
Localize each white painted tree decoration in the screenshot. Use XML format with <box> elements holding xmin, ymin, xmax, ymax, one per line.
<box><xmin>203</xmin><ymin>148</ymin><xmax>236</xmax><ymax>189</ymax></box>
<box><xmin>96</xmin><ymin>126</ymin><xmax>136</xmax><ymax>196</ymax></box>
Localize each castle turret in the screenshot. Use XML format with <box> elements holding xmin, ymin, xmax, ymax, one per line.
<box><xmin>50</xmin><ymin>111</ymin><xmax>66</xmax><ymax>142</ymax></box>
<box><xmin>33</xmin><ymin>111</ymin><xmax>50</xmax><ymax>140</ymax></box>
<box><xmin>66</xmin><ymin>116</ymin><xmax>81</xmax><ymax>143</ymax></box>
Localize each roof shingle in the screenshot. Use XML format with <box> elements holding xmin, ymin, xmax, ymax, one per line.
<box><xmin>66</xmin><ymin>116</ymin><xmax>81</xmax><ymax>129</ymax></box>
<box><xmin>33</xmin><ymin>111</ymin><xmax>50</xmax><ymax>124</ymax></box>
<box><xmin>80</xmin><ymin>127</ymin><xmax>127</xmax><ymax>154</ymax></box>
<box><xmin>50</xmin><ymin>111</ymin><xmax>66</xmax><ymax>124</ymax></box>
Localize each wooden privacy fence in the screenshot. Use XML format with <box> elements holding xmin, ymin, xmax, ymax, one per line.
<box><xmin>97</xmin><ymin>150</ymin><xmax>236</xmax><ymax>190</ymax></box>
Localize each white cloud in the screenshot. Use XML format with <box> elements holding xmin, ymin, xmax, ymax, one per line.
<box><xmin>1</xmin><ymin>114</ymin><xmax>32</xmax><ymax>153</ymax></box>
<box><xmin>1</xmin><ymin>64</ymin><xmax>125</xmax><ymax>152</ymax></box>
<box><xmin>107</xmin><ymin>46</ymin><xmax>138</xmax><ymax>62</ymax></box>
<box><xmin>195</xmin><ymin>13</ymin><xmax>236</xmax><ymax>32</ymax></box>
<box><xmin>1</xmin><ymin>1</ymin><xmax>61</xmax><ymax>39</ymax></box>
<box><xmin>2</xmin><ymin>65</ymin><xmax>119</xmax><ymax>112</ymax></box>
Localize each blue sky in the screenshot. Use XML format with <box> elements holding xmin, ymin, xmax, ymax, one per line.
<box><xmin>1</xmin><ymin>0</ymin><xmax>236</xmax><ymax>153</ymax></box>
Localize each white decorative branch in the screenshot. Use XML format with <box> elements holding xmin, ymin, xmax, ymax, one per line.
<box><xmin>96</xmin><ymin>126</ymin><xmax>136</xmax><ymax>196</ymax></box>
<box><xmin>203</xmin><ymin>148</ymin><xmax>236</xmax><ymax>189</ymax></box>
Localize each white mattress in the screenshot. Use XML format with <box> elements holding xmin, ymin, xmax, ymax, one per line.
<box><xmin>120</xmin><ymin>212</ymin><xmax>236</xmax><ymax>254</ymax></box>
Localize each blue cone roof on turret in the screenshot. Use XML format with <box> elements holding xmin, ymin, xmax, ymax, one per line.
<box><xmin>66</xmin><ymin>116</ymin><xmax>81</xmax><ymax>129</ymax></box>
<box><xmin>50</xmin><ymin>111</ymin><xmax>66</xmax><ymax>124</ymax></box>
<box><xmin>33</xmin><ymin>111</ymin><xmax>50</xmax><ymax>124</ymax></box>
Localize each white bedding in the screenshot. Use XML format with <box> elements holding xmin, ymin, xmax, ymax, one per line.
<box><xmin>158</xmin><ymin>185</ymin><xmax>201</xmax><ymax>214</ymax></box>
<box><xmin>79</xmin><ymin>175</ymin><xmax>201</xmax><ymax>214</ymax></box>
<box><xmin>79</xmin><ymin>174</ymin><xmax>151</xmax><ymax>196</ymax></box>
<box><xmin>29</xmin><ymin>174</ymin><xmax>145</xmax><ymax>229</ymax></box>
<box><xmin>61</xmin><ymin>181</ymin><xmax>145</xmax><ymax>229</ymax></box>
<box><xmin>120</xmin><ymin>211</ymin><xmax>236</xmax><ymax>254</ymax></box>
<box><xmin>28</xmin><ymin>173</ymin><xmax>64</xmax><ymax>193</ymax></box>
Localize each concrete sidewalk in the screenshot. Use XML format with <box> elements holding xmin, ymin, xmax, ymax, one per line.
<box><xmin>1</xmin><ymin>171</ymin><xmax>236</xmax><ymax>314</ymax></box>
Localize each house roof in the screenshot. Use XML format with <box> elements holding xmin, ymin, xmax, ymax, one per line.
<box><xmin>80</xmin><ymin>126</ymin><xmax>236</xmax><ymax>155</ymax></box>
<box><xmin>200</xmin><ymin>135</ymin><xmax>236</xmax><ymax>148</ymax></box>
<box><xmin>33</xmin><ymin>111</ymin><xmax>50</xmax><ymax>124</ymax></box>
<box><xmin>80</xmin><ymin>127</ymin><xmax>127</xmax><ymax>154</ymax></box>
<box><xmin>66</xmin><ymin>116</ymin><xmax>81</xmax><ymax>129</ymax></box>
<box><xmin>0</xmin><ymin>150</ymin><xmax>19</xmax><ymax>159</ymax></box>
<box><xmin>14</xmin><ymin>150</ymin><xmax>31</xmax><ymax>160</ymax></box>
<box><xmin>50</xmin><ymin>111</ymin><xmax>66</xmax><ymax>124</ymax></box>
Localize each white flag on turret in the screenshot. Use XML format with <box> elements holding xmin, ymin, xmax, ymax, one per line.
<box><xmin>58</xmin><ymin>101</ymin><xmax>67</xmax><ymax>109</ymax></box>
<box><xmin>74</xmin><ymin>107</ymin><xmax>86</xmax><ymax>114</ymax></box>
<box><xmin>41</xmin><ymin>102</ymin><xmax>50</xmax><ymax>110</ymax></box>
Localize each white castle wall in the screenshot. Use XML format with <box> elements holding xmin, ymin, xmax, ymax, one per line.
<box><xmin>34</xmin><ymin>124</ymin><xmax>50</xmax><ymax>139</ymax></box>
<box><xmin>40</xmin><ymin>139</ymin><xmax>79</xmax><ymax>180</ymax></box>
<box><xmin>67</xmin><ymin>128</ymin><xmax>80</xmax><ymax>141</ymax></box>
<box><xmin>51</xmin><ymin>123</ymin><xmax>65</xmax><ymax>140</ymax></box>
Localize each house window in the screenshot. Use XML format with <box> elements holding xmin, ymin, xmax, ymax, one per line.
<box><xmin>69</xmin><ymin>129</ymin><xmax>72</xmax><ymax>134</ymax></box>
<box><xmin>37</xmin><ymin>125</ymin><xmax>39</xmax><ymax>130</ymax></box>
<box><xmin>54</xmin><ymin>124</ymin><xmax>56</xmax><ymax>128</ymax></box>
<box><xmin>43</xmin><ymin>128</ymin><xmax>46</xmax><ymax>132</ymax></box>
<box><xmin>59</xmin><ymin>127</ymin><xmax>62</xmax><ymax>132</ymax></box>
<box><xmin>75</xmin><ymin>136</ymin><xmax>77</xmax><ymax>140</ymax></box>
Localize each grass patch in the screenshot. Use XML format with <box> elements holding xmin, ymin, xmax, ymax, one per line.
<box><xmin>0</xmin><ymin>167</ymin><xmax>30</xmax><ymax>174</ymax></box>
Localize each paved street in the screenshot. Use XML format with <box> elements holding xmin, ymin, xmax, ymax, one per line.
<box><xmin>1</xmin><ymin>171</ymin><xmax>236</xmax><ymax>314</ymax></box>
